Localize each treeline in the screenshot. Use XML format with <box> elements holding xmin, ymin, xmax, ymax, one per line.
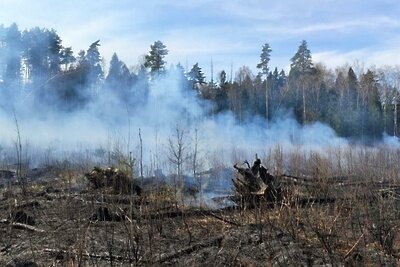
<box><xmin>0</xmin><ymin>23</ymin><xmax>399</xmax><ymax>140</ymax></box>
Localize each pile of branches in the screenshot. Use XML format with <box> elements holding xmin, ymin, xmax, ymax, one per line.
<box><xmin>85</xmin><ymin>167</ymin><xmax>142</xmax><ymax>195</ymax></box>
<box><xmin>233</xmin><ymin>158</ymin><xmax>282</xmax><ymax>203</ymax></box>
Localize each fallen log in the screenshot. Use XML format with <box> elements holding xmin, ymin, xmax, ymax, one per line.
<box><xmin>0</xmin><ymin>219</ymin><xmax>45</xmax><ymax>233</ymax></box>
<box><xmin>43</xmin><ymin>248</ymin><xmax>133</xmax><ymax>262</ymax></box>
<box><xmin>205</xmin><ymin>211</ymin><xmax>241</xmax><ymax>227</ymax></box>
<box><xmin>157</xmin><ymin>235</ymin><xmax>224</xmax><ymax>263</ymax></box>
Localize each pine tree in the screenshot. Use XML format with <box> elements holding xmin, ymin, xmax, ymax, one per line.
<box><xmin>175</xmin><ymin>62</ymin><xmax>190</xmax><ymax>91</ymax></box>
<box><xmin>86</xmin><ymin>40</ymin><xmax>103</xmax><ymax>82</ymax></box>
<box><xmin>257</xmin><ymin>43</ymin><xmax>272</xmax><ymax>75</ymax></box>
<box><xmin>187</xmin><ymin>63</ymin><xmax>206</xmax><ymax>89</ymax></box>
<box><xmin>4</xmin><ymin>23</ymin><xmax>22</xmax><ymax>88</ymax></box>
<box><xmin>360</xmin><ymin>70</ymin><xmax>383</xmax><ymax>138</ymax></box>
<box><xmin>277</xmin><ymin>69</ymin><xmax>287</xmax><ymax>88</ymax></box>
<box><xmin>144</xmin><ymin>40</ymin><xmax>168</xmax><ymax>78</ymax></box>
<box><xmin>60</xmin><ymin>47</ymin><xmax>75</xmax><ymax>70</ymax></box>
<box><xmin>106</xmin><ymin>52</ymin><xmax>135</xmax><ymax>101</ymax></box>
<box><xmin>47</xmin><ymin>29</ymin><xmax>62</xmax><ymax>77</ymax></box>
<box><xmin>289</xmin><ymin>40</ymin><xmax>314</xmax><ymax>123</ymax></box>
<box><xmin>348</xmin><ymin>67</ymin><xmax>359</xmax><ymax>109</ymax></box>
<box><xmin>257</xmin><ymin>43</ymin><xmax>272</xmax><ymax>125</ymax></box>
<box><xmin>290</xmin><ymin>40</ymin><xmax>313</xmax><ymax>75</ymax></box>
<box><xmin>219</xmin><ymin>70</ymin><xmax>227</xmax><ymax>86</ymax></box>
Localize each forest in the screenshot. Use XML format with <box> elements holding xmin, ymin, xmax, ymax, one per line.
<box><xmin>0</xmin><ymin>22</ymin><xmax>399</xmax><ymax>143</ymax></box>
<box><xmin>3</xmin><ymin>21</ymin><xmax>400</xmax><ymax>266</ymax></box>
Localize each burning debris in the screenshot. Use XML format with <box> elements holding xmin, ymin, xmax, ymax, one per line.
<box><xmin>233</xmin><ymin>157</ymin><xmax>282</xmax><ymax>203</ymax></box>
<box><xmin>85</xmin><ymin>167</ymin><xmax>142</xmax><ymax>195</ymax></box>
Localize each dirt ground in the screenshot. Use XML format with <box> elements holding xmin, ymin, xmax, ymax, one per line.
<box><xmin>1</xmin><ymin>167</ymin><xmax>400</xmax><ymax>266</ymax></box>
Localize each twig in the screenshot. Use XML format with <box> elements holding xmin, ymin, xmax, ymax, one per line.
<box><xmin>157</xmin><ymin>235</ymin><xmax>223</xmax><ymax>263</ymax></box>
<box><xmin>204</xmin><ymin>211</ymin><xmax>242</xmax><ymax>227</ymax></box>
<box><xmin>343</xmin><ymin>231</ymin><xmax>365</xmax><ymax>259</ymax></box>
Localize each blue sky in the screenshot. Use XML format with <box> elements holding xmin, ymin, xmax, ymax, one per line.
<box><xmin>0</xmin><ymin>0</ymin><xmax>399</xmax><ymax>79</ymax></box>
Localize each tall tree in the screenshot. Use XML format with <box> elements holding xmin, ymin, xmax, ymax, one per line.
<box><xmin>219</xmin><ymin>70</ymin><xmax>227</xmax><ymax>86</ymax></box>
<box><xmin>231</xmin><ymin>66</ymin><xmax>254</xmax><ymax>122</ymax></box>
<box><xmin>290</xmin><ymin>40</ymin><xmax>313</xmax><ymax>75</ymax></box>
<box><xmin>3</xmin><ymin>23</ymin><xmax>22</xmax><ymax>89</ymax></box>
<box><xmin>86</xmin><ymin>40</ymin><xmax>103</xmax><ymax>84</ymax></box>
<box><xmin>22</xmin><ymin>27</ymin><xmax>50</xmax><ymax>84</ymax></box>
<box><xmin>360</xmin><ymin>70</ymin><xmax>383</xmax><ymax>139</ymax></box>
<box><xmin>214</xmin><ymin>70</ymin><xmax>229</xmax><ymax>113</ymax></box>
<box><xmin>187</xmin><ymin>63</ymin><xmax>206</xmax><ymax>89</ymax></box>
<box><xmin>175</xmin><ymin>62</ymin><xmax>190</xmax><ymax>92</ymax></box>
<box><xmin>144</xmin><ymin>40</ymin><xmax>168</xmax><ymax>78</ymax></box>
<box><xmin>47</xmin><ymin>29</ymin><xmax>62</xmax><ymax>77</ymax></box>
<box><xmin>257</xmin><ymin>43</ymin><xmax>272</xmax><ymax>125</ymax></box>
<box><xmin>106</xmin><ymin>53</ymin><xmax>133</xmax><ymax>100</ymax></box>
<box><xmin>60</xmin><ymin>47</ymin><xmax>75</xmax><ymax>70</ymax></box>
<box><xmin>289</xmin><ymin>40</ymin><xmax>313</xmax><ymax>123</ymax></box>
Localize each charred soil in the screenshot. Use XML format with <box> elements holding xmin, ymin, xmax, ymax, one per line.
<box><xmin>1</xmin><ymin>163</ymin><xmax>400</xmax><ymax>266</ymax></box>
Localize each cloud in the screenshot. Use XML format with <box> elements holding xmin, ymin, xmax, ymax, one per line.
<box><xmin>1</xmin><ymin>0</ymin><xmax>400</xmax><ymax>80</ymax></box>
<box><xmin>313</xmin><ymin>45</ymin><xmax>400</xmax><ymax>69</ymax></box>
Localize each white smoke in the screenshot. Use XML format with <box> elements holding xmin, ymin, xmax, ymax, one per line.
<box><xmin>0</xmin><ymin>69</ymin><xmax>397</xmax><ymax>174</ymax></box>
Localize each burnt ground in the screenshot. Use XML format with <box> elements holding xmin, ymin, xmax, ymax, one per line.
<box><xmin>1</xmin><ymin>168</ymin><xmax>400</xmax><ymax>266</ymax></box>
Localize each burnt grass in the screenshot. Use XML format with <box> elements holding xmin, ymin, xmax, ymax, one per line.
<box><xmin>1</xmin><ymin>167</ymin><xmax>400</xmax><ymax>266</ymax></box>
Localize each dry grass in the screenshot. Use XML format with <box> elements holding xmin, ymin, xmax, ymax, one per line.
<box><xmin>1</xmin><ymin>145</ymin><xmax>400</xmax><ymax>266</ymax></box>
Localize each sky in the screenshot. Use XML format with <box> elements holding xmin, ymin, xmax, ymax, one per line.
<box><xmin>0</xmin><ymin>0</ymin><xmax>399</xmax><ymax>80</ymax></box>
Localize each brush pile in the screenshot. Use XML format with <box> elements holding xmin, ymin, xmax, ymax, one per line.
<box><xmin>233</xmin><ymin>158</ymin><xmax>282</xmax><ymax>203</ymax></box>
<box><xmin>85</xmin><ymin>166</ymin><xmax>142</xmax><ymax>195</ymax></box>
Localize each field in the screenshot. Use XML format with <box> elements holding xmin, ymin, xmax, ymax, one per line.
<box><xmin>1</xmin><ymin>146</ymin><xmax>400</xmax><ymax>266</ymax></box>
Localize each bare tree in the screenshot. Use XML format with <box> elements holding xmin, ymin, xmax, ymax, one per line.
<box><xmin>168</xmin><ymin>126</ymin><xmax>189</xmax><ymax>201</ymax></box>
<box><xmin>13</xmin><ymin>111</ymin><xmax>27</xmax><ymax>195</ymax></box>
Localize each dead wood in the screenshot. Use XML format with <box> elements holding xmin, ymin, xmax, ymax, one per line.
<box><xmin>144</xmin><ymin>209</ymin><xmax>200</xmax><ymax>220</ymax></box>
<box><xmin>16</xmin><ymin>200</ymin><xmax>40</xmax><ymax>209</ymax></box>
<box><xmin>85</xmin><ymin>166</ymin><xmax>142</xmax><ymax>195</ymax></box>
<box><xmin>344</xmin><ymin>231</ymin><xmax>365</xmax><ymax>259</ymax></box>
<box><xmin>204</xmin><ymin>211</ymin><xmax>241</xmax><ymax>227</ymax></box>
<box><xmin>157</xmin><ymin>235</ymin><xmax>224</xmax><ymax>263</ymax></box>
<box><xmin>0</xmin><ymin>219</ymin><xmax>45</xmax><ymax>233</ymax></box>
<box><xmin>233</xmin><ymin>158</ymin><xmax>282</xmax><ymax>204</ymax></box>
<box><xmin>43</xmin><ymin>248</ymin><xmax>133</xmax><ymax>262</ymax></box>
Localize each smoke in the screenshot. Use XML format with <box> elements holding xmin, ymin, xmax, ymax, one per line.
<box><xmin>0</xmin><ymin>24</ymin><xmax>397</xmax><ymax>177</ymax></box>
<box><xmin>0</xmin><ymin>66</ymin><xmax>350</xmax><ymax>167</ymax></box>
<box><xmin>1</xmin><ymin>57</ymin><xmax>399</xmax><ymax>208</ymax></box>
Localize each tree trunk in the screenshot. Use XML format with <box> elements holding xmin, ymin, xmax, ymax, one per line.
<box><xmin>302</xmin><ymin>84</ymin><xmax>306</xmax><ymax>124</ymax></box>
<box><xmin>394</xmin><ymin>101</ymin><xmax>398</xmax><ymax>137</ymax></box>
<box><xmin>266</xmin><ymin>75</ymin><xmax>269</xmax><ymax>128</ymax></box>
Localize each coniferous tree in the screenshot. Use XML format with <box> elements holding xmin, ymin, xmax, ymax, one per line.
<box><xmin>60</xmin><ymin>47</ymin><xmax>75</xmax><ymax>71</ymax></box>
<box><xmin>86</xmin><ymin>40</ymin><xmax>103</xmax><ymax>84</ymax></box>
<box><xmin>175</xmin><ymin>62</ymin><xmax>190</xmax><ymax>92</ymax></box>
<box><xmin>219</xmin><ymin>70</ymin><xmax>227</xmax><ymax>86</ymax></box>
<box><xmin>188</xmin><ymin>63</ymin><xmax>206</xmax><ymax>89</ymax></box>
<box><xmin>290</xmin><ymin>40</ymin><xmax>313</xmax><ymax>75</ymax></box>
<box><xmin>47</xmin><ymin>29</ymin><xmax>62</xmax><ymax>77</ymax></box>
<box><xmin>144</xmin><ymin>40</ymin><xmax>168</xmax><ymax>78</ymax></box>
<box><xmin>3</xmin><ymin>23</ymin><xmax>22</xmax><ymax>89</ymax></box>
<box><xmin>289</xmin><ymin>40</ymin><xmax>314</xmax><ymax>123</ymax></box>
<box><xmin>214</xmin><ymin>70</ymin><xmax>229</xmax><ymax>113</ymax></box>
<box><xmin>257</xmin><ymin>43</ymin><xmax>272</xmax><ymax>124</ymax></box>
<box><xmin>22</xmin><ymin>27</ymin><xmax>50</xmax><ymax>84</ymax></box>
<box><xmin>257</xmin><ymin>43</ymin><xmax>272</xmax><ymax>75</ymax></box>
<box><xmin>360</xmin><ymin>70</ymin><xmax>383</xmax><ymax>139</ymax></box>
<box><xmin>106</xmin><ymin>53</ymin><xmax>133</xmax><ymax>100</ymax></box>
